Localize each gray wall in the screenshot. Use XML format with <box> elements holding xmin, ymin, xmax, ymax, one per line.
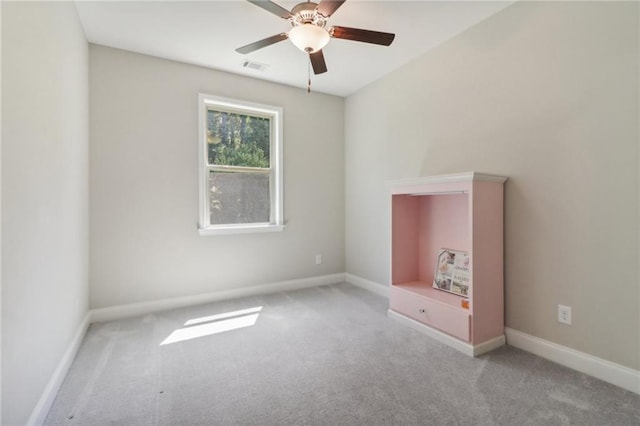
<box><xmin>89</xmin><ymin>46</ymin><xmax>345</xmax><ymax>309</ymax></box>
<box><xmin>345</xmin><ymin>1</ymin><xmax>639</xmax><ymax>370</ymax></box>
<box><xmin>1</xmin><ymin>2</ymin><xmax>89</xmax><ymax>424</ymax></box>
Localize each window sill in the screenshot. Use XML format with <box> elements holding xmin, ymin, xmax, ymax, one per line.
<box><xmin>198</xmin><ymin>223</ymin><xmax>285</xmax><ymax>236</ymax></box>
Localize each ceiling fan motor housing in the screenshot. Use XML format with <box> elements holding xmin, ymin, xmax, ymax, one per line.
<box><xmin>291</xmin><ymin>2</ymin><xmax>326</xmax><ymax>28</ymax></box>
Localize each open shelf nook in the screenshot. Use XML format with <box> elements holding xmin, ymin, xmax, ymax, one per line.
<box><xmin>388</xmin><ymin>172</ymin><xmax>507</xmax><ymax>356</ymax></box>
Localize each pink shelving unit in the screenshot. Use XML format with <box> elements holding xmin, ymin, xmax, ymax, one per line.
<box><xmin>388</xmin><ymin>172</ymin><xmax>507</xmax><ymax>356</ymax></box>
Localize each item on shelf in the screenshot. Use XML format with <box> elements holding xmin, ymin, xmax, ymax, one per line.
<box><xmin>433</xmin><ymin>248</ymin><xmax>470</xmax><ymax>297</ymax></box>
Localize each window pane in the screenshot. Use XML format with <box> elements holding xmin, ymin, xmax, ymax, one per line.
<box><xmin>209</xmin><ymin>171</ymin><xmax>270</xmax><ymax>224</ymax></box>
<box><xmin>207</xmin><ymin>110</ymin><xmax>270</xmax><ymax>168</ymax></box>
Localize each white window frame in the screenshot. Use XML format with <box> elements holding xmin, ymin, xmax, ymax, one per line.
<box><xmin>198</xmin><ymin>94</ymin><xmax>284</xmax><ymax>236</ymax></box>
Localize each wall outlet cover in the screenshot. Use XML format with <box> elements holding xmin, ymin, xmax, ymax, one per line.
<box><xmin>558</xmin><ymin>304</ymin><xmax>572</xmax><ymax>325</ymax></box>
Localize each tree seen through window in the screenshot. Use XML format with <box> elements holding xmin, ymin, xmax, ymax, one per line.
<box><xmin>207</xmin><ymin>110</ymin><xmax>270</xmax><ymax>168</ymax></box>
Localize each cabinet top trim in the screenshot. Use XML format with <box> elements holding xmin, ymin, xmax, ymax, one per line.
<box><xmin>386</xmin><ymin>172</ymin><xmax>507</xmax><ymax>187</ymax></box>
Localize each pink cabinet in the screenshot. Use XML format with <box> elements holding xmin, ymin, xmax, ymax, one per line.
<box><xmin>388</xmin><ymin>172</ymin><xmax>507</xmax><ymax>356</ymax></box>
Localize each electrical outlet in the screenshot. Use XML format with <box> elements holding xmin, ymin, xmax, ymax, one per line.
<box><xmin>558</xmin><ymin>304</ymin><xmax>572</xmax><ymax>325</ymax></box>
<box><xmin>315</xmin><ymin>254</ymin><xmax>322</xmax><ymax>265</ymax></box>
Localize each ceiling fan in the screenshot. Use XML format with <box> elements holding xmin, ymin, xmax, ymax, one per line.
<box><xmin>236</xmin><ymin>0</ymin><xmax>395</xmax><ymax>75</ymax></box>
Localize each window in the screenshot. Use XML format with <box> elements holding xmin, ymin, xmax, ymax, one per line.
<box><xmin>198</xmin><ymin>94</ymin><xmax>283</xmax><ymax>235</ymax></box>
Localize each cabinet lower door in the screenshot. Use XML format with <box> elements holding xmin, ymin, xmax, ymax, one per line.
<box><xmin>390</xmin><ymin>287</ymin><xmax>471</xmax><ymax>342</ymax></box>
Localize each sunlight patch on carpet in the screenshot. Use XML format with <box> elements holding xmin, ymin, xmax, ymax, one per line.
<box><xmin>161</xmin><ymin>306</ymin><xmax>263</xmax><ymax>345</ymax></box>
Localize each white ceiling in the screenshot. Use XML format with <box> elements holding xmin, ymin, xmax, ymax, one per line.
<box><xmin>75</xmin><ymin>0</ymin><xmax>513</xmax><ymax>97</ymax></box>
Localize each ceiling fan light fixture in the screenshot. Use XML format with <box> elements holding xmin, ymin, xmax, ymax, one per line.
<box><xmin>288</xmin><ymin>24</ymin><xmax>330</xmax><ymax>53</ymax></box>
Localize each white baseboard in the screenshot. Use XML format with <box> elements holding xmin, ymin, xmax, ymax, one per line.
<box><xmin>473</xmin><ymin>334</ymin><xmax>507</xmax><ymax>356</ymax></box>
<box><xmin>90</xmin><ymin>273</ymin><xmax>346</xmax><ymax>323</ymax></box>
<box><xmin>344</xmin><ymin>273</ymin><xmax>389</xmax><ymax>298</ymax></box>
<box><xmin>27</xmin><ymin>312</ymin><xmax>91</xmax><ymax>426</ymax></box>
<box><xmin>505</xmin><ymin>327</ymin><xmax>640</xmax><ymax>394</ymax></box>
<box><xmin>388</xmin><ymin>309</ymin><xmax>505</xmax><ymax>357</ymax></box>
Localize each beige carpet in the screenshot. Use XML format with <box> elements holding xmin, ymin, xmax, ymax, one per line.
<box><xmin>46</xmin><ymin>283</ymin><xmax>640</xmax><ymax>425</ymax></box>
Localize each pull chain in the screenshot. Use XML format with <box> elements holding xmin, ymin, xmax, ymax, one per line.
<box><xmin>307</xmin><ymin>58</ymin><xmax>311</xmax><ymax>93</ymax></box>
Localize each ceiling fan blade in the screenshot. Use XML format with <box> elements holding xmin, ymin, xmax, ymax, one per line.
<box><xmin>316</xmin><ymin>0</ymin><xmax>346</xmax><ymax>18</ymax></box>
<box><xmin>246</xmin><ymin>0</ymin><xmax>293</xmax><ymax>19</ymax></box>
<box><xmin>310</xmin><ymin>50</ymin><xmax>328</xmax><ymax>74</ymax></box>
<box><xmin>236</xmin><ymin>33</ymin><xmax>288</xmax><ymax>54</ymax></box>
<box><xmin>331</xmin><ymin>26</ymin><xmax>395</xmax><ymax>46</ymax></box>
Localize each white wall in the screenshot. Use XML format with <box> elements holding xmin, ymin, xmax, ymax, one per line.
<box><xmin>346</xmin><ymin>1</ymin><xmax>639</xmax><ymax>370</ymax></box>
<box><xmin>1</xmin><ymin>2</ymin><xmax>89</xmax><ymax>424</ymax></box>
<box><xmin>89</xmin><ymin>46</ymin><xmax>344</xmax><ymax>309</ymax></box>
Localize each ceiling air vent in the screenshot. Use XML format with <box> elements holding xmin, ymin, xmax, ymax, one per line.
<box><xmin>241</xmin><ymin>60</ymin><xmax>269</xmax><ymax>72</ymax></box>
